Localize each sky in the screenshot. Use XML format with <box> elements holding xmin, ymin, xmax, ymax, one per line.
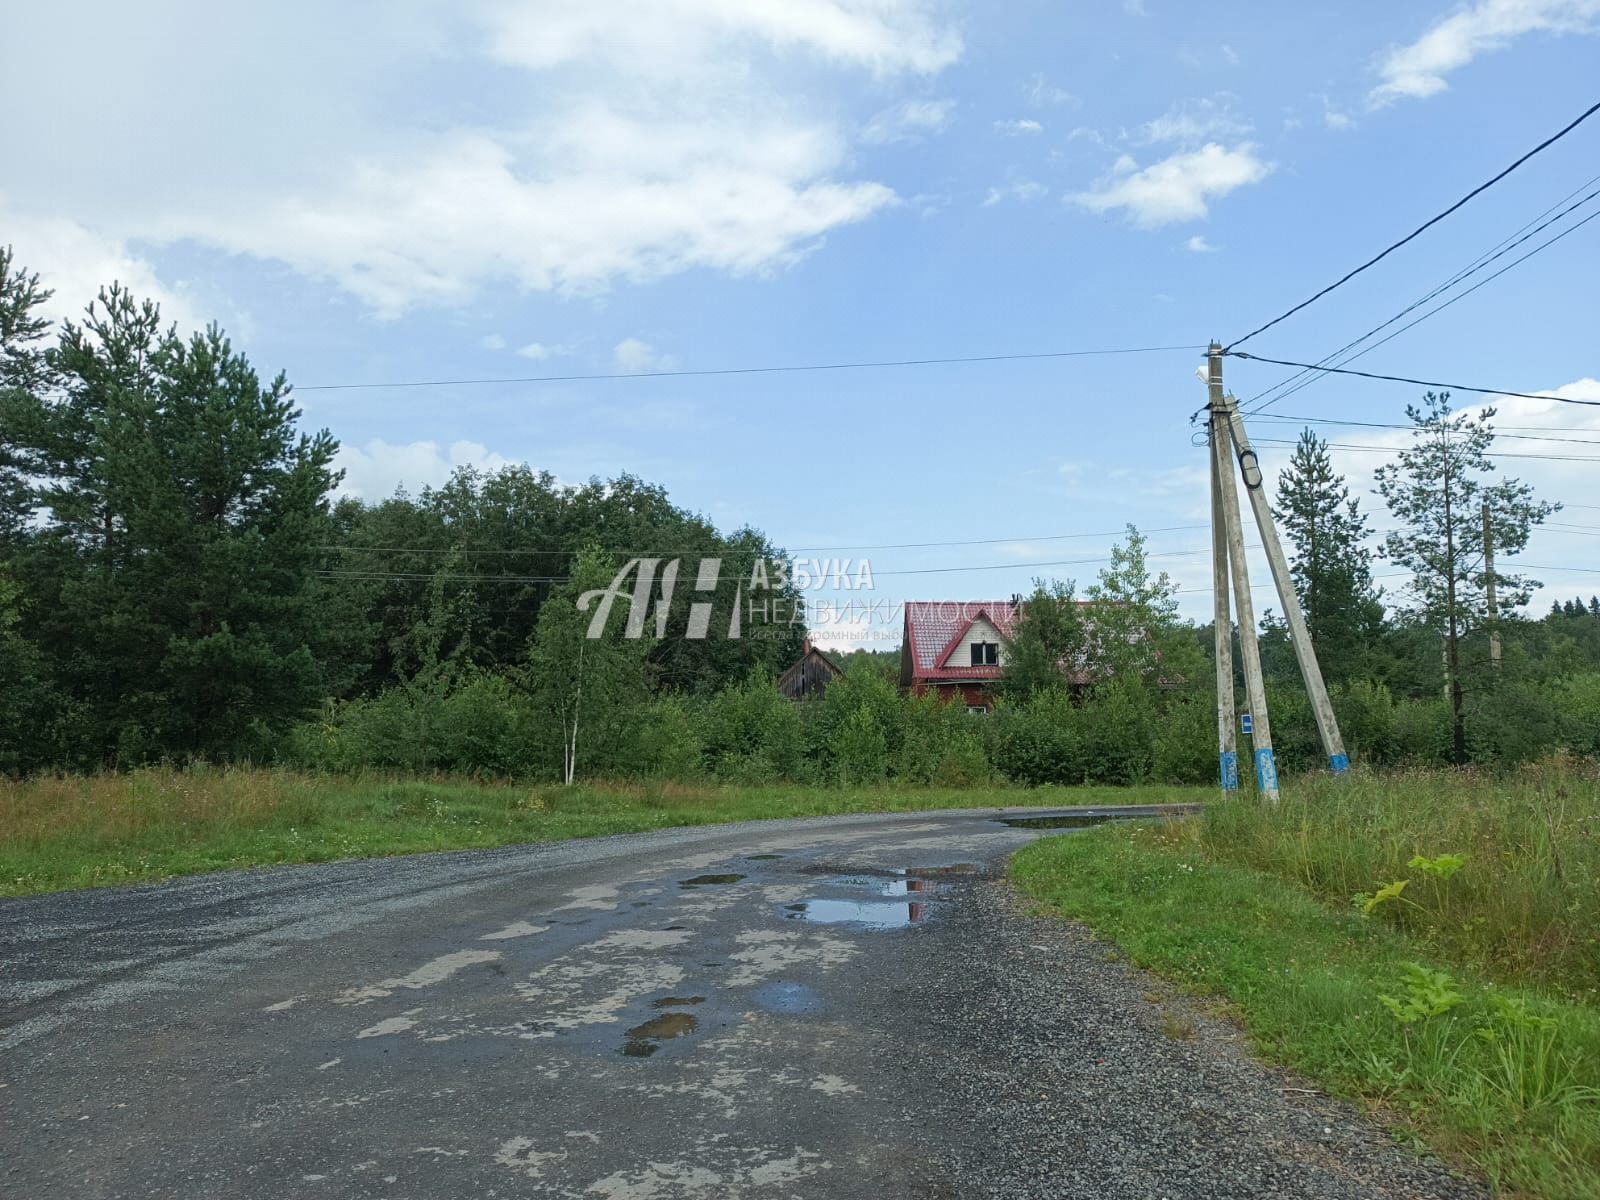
<box><xmin>3</xmin><ymin>0</ymin><xmax>1598</xmax><ymax>650</ymax></box>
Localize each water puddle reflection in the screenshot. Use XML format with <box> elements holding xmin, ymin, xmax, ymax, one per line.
<box><xmin>997</xmin><ymin>811</ymin><xmax>1132</xmax><ymax>830</ymax></box>
<box><xmin>679</xmin><ymin>873</ymin><xmax>746</xmax><ymax>887</ymax></box>
<box><xmin>621</xmin><ymin>1012</ymin><xmax>698</xmax><ymax>1057</ymax></box>
<box><xmin>784</xmin><ymin>899</ymin><xmax>926</xmax><ymax>929</ymax></box>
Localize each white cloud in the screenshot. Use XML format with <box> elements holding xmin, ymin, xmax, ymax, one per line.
<box><xmin>1072</xmin><ymin>143</ymin><xmax>1273</xmax><ymax>228</ymax></box>
<box><xmin>333</xmin><ymin>438</ymin><xmax>515</xmax><ymax>500</ymax></box>
<box><xmin>482</xmin><ymin>0</ymin><xmax>962</xmax><ymax>76</ymax></box>
<box><xmin>1186</xmin><ymin>234</ymin><xmax>1218</xmax><ymax>252</ymax></box>
<box><xmin>0</xmin><ymin>1</ymin><xmax>961</xmax><ymax>316</ymax></box>
<box><xmin>1136</xmin><ymin>96</ymin><xmax>1251</xmax><ymax>145</ymax></box>
<box><xmin>479</xmin><ymin>333</ymin><xmax>507</xmax><ymax>351</ymax></box>
<box><xmin>0</xmin><ymin>202</ymin><xmax>207</xmax><ymax>332</ymax></box>
<box><xmin>1024</xmin><ymin>74</ymin><xmax>1076</xmax><ymax>106</ymax></box>
<box><xmin>1370</xmin><ymin>0</ymin><xmax>1600</xmax><ymax>106</ymax></box>
<box><xmin>983</xmin><ymin>180</ymin><xmax>1048</xmax><ymax>207</ymax></box>
<box><xmin>612</xmin><ymin>338</ymin><xmax>677</xmax><ymax>373</ymax></box>
<box><xmin>994</xmin><ymin>118</ymin><xmax>1044</xmax><ymax>136</ymax></box>
<box><xmin>861</xmin><ymin>98</ymin><xmax>955</xmax><ymax>144</ymax></box>
<box><xmin>515</xmin><ymin>342</ymin><xmax>553</xmax><ymax>360</ymax></box>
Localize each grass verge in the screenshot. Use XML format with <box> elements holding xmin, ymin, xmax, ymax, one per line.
<box><xmin>0</xmin><ymin>767</ymin><xmax>1207</xmax><ymax>897</ymax></box>
<box><xmin>1011</xmin><ymin>763</ymin><xmax>1600</xmax><ymax>1199</ymax></box>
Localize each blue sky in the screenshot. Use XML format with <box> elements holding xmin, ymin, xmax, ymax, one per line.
<box><xmin>4</xmin><ymin>0</ymin><xmax>1598</xmax><ymax>647</ymax></box>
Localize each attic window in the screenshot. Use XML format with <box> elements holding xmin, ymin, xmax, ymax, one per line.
<box><xmin>969</xmin><ymin>641</ymin><xmax>998</xmax><ymax>666</ymax></box>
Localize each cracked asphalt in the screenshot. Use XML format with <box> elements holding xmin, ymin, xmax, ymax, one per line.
<box><xmin>0</xmin><ymin>807</ymin><xmax>1480</xmax><ymax>1198</ymax></box>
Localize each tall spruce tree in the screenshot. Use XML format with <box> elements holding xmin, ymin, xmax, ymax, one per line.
<box><xmin>1272</xmin><ymin>428</ymin><xmax>1382</xmax><ymax>682</ymax></box>
<box><xmin>12</xmin><ymin>279</ymin><xmax>340</xmax><ymax>762</ymax></box>
<box><xmin>1375</xmin><ymin>392</ymin><xmax>1554</xmax><ymax>764</ymax></box>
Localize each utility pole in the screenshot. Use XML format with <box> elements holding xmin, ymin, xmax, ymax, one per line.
<box><xmin>1483</xmin><ymin>500</ymin><xmax>1502</xmax><ymax>670</ymax></box>
<box><xmin>1219</xmin><ymin>394</ymin><xmax>1349</xmax><ymax>774</ymax></box>
<box><xmin>1210</xmin><ymin>406</ymin><xmax>1239</xmax><ymax>795</ymax></box>
<box><xmin>1208</xmin><ymin>345</ymin><xmax>1277</xmax><ymax>802</ymax></box>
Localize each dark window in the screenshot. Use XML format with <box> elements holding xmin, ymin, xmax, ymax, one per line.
<box><xmin>969</xmin><ymin>641</ymin><xmax>997</xmax><ymax>666</ymax></box>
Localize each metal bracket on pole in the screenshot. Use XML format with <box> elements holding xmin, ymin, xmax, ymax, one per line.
<box><xmin>1219</xmin><ymin>394</ymin><xmax>1349</xmax><ymax>774</ymax></box>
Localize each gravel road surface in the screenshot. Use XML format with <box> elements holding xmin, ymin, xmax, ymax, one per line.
<box><xmin>0</xmin><ymin>807</ymin><xmax>1481</xmax><ymax>1198</ymax></box>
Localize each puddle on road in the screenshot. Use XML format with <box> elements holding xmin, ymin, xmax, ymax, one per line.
<box><xmin>745</xmin><ymin>853</ymin><xmax>783</xmax><ymax>861</ymax></box>
<box><xmin>621</xmin><ymin>1012</ymin><xmax>698</xmax><ymax>1057</ymax></box>
<box><xmin>996</xmin><ymin>811</ymin><xmax>1138</xmax><ymax>830</ymax></box>
<box><xmin>679</xmin><ymin>873</ymin><xmax>746</xmax><ymax>887</ymax></box>
<box><xmin>652</xmin><ymin>995</ymin><xmax>706</xmax><ymax>1009</ymax></box>
<box><xmin>752</xmin><ymin>981</ymin><xmax>824</xmax><ymax>1015</ymax></box>
<box><xmin>879</xmin><ymin>878</ymin><xmax>929</xmax><ymax>897</ymax></box>
<box><xmin>784</xmin><ymin>899</ymin><xmax>926</xmax><ymax>929</ymax></box>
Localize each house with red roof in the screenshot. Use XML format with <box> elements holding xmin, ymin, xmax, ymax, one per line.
<box><xmin>899</xmin><ymin>599</ymin><xmax>1024</xmax><ymax>713</ymax></box>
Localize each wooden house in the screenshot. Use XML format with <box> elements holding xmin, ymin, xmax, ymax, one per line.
<box><xmin>776</xmin><ymin>639</ymin><xmax>843</xmax><ymax>699</ymax></box>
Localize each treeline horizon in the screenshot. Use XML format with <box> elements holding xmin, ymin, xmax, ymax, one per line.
<box><xmin>3</xmin><ymin>249</ymin><xmax>1598</xmax><ymax>784</ymax></box>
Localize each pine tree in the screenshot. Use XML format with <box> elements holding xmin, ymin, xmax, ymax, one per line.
<box><xmin>13</xmin><ymin>281</ymin><xmax>340</xmax><ymax>761</ymax></box>
<box><xmin>1272</xmin><ymin>428</ymin><xmax>1383</xmax><ymax>682</ymax></box>
<box><xmin>1376</xmin><ymin>392</ymin><xmax>1555</xmax><ymax>765</ymax></box>
<box><xmin>0</xmin><ymin>247</ymin><xmax>61</xmax><ymax>549</ymax></box>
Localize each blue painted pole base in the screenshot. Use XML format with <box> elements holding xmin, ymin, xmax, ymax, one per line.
<box><xmin>1329</xmin><ymin>753</ymin><xmax>1350</xmax><ymax>775</ymax></box>
<box><xmin>1254</xmin><ymin>747</ymin><xmax>1279</xmax><ymax>795</ymax></box>
<box><xmin>1219</xmin><ymin>751</ymin><xmax>1239</xmax><ymax>792</ymax></box>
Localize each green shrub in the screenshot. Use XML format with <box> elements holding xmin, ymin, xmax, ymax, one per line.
<box><xmin>993</xmin><ymin>690</ymin><xmax>1086</xmax><ymax>786</ymax></box>
<box><xmin>1151</xmin><ymin>693</ymin><xmax>1213</xmax><ymax>784</ymax></box>
<box><xmin>830</xmin><ymin>704</ymin><xmax>888</xmax><ymax>786</ymax></box>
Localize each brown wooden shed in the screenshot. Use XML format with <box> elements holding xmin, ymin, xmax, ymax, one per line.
<box><xmin>776</xmin><ymin>640</ymin><xmax>843</xmax><ymax>700</ymax></box>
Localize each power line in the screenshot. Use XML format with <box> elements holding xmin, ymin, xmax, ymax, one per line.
<box><xmin>1246</xmin><ymin>205</ymin><xmax>1600</xmax><ymax>414</ymax></box>
<box><xmin>314</xmin><ymin>522</ymin><xmax>1210</xmax><ymax>558</ymax></box>
<box><xmin>296</xmin><ymin>344</ymin><xmax>1202</xmax><ymax>393</ymax></box>
<box><xmin>1226</xmin><ymin>352</ymin><xmax>1600</xmax><ymax>407</ymax></box>
<box><xmin>1226</xmin><ymin>99</ymin><xmax>1600</xmax><ymax>351</ymax></box>
<box><xmin>1252</xmin><ymin>412</ymin><xmax>1600</xmax><ymax>447</ymax></box>
<box><xmin>1243</xmin><ymin>174</ymin><xmax>1600</xmax><ymax>412</ymax></box>
<box><xmin>1255</xmin><ymin>436</ymin><xmax>1600</xmax><ymax>464</ymax></box>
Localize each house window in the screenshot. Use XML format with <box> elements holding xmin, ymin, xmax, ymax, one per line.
<box><xmin>966</xmin><ymin>704</ymin><xmax>990</xmax><ymax>715</ymax></box>
<box><xmin>969</xmin><ymin>641</ymin><xmax>998</xmax><ymax>666</ymax></box>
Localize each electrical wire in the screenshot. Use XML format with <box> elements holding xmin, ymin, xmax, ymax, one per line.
<box><xmin>296</xmin><ymin>344</ymin><xmax>1202</xmax><ymax>393</ymax></box>
<box><xmin>1242</xmin><ymin>174</ymin><xmax>1600</xmax><ymax>411</ymax></box>
<box><xmin>1225</xmin><ymin>99</ymin><xmax>1600</xmax><ymax>351</ymax></box>
<box><xmin>1254</xmin><ymin>437</ymin><xmax>1600</xmax><ymax>463</ymax></box>
<box><xmin>1244</xmin><ymin>205</ymin><xmax>1600</xmax><ymax>414</ymax></box>
<box><xmin>313</xmin><ymin>523</ymin><xmax>1211</xmax><ymax>557</ymax></box>
<box><xmin>1225</xmin><ymin>352</ymin><xmax>1600</xmax><ymax>407</ymax></box>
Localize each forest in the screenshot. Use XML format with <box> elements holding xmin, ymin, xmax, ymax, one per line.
<box><xmin>3</xmin><ymin>247</ymin><xmax>1598</xmax><ymax>786</ymax></box>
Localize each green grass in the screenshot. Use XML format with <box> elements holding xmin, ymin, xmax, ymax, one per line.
<box><xmin>0</xmin><ymin>766</ymin><xmax>1208</xmax><ymax>897</ymax></box>
<box><xmin>1011</xmin><ymin>759</ymin><xmax>1600</xmax><ymax>1199</ymax></box>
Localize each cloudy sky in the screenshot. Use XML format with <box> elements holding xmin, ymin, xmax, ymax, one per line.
<box><xmin>4</xmin><ymin>0</ymin><xmax>1598</xmax><ymax>646</ymax></box>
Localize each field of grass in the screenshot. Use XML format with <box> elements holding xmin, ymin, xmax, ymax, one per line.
<box><xmin>1012</xmin><ymin>758</ymin><xmax>1600</xmax><ymax>1199</ymax></box>
<box><xmin>0</xmin><ymin>767</ymin><xmax>1209</xmax><ymax>898</ymax></box>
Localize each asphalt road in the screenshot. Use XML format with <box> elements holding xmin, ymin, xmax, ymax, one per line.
<box><xmin>1</xmin><ymin>807</ymin><xmax>1479</xmax><ymax>1199</ymax></box>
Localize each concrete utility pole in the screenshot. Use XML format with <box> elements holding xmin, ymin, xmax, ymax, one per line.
<box><xmin>1208</xmin><ymin>345</ymin><xmax>1277</xmax><ymax>802</ymax></box>
<box><xmin>1219</xmin><ymin>395</ymin><xmax>1349</xmax><ymax>774</ymax></box>
<box><xmin>1484</xmin><ymin>500</ymin><xmax>1502</xmax><ymax>670</ymax></box>
<box><xmin>1209</xmin><ymin>410</ymin><xmax>1239</xmax><ymax>795</ymax></box>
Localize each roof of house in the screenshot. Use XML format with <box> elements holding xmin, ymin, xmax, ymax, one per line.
<box><xmin>902</xmin><ymin>600</ymin><xmax>1021</xmax><ymax>684</ymax></box>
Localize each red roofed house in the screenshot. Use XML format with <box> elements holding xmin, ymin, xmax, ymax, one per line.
<box><xmin>899</xmin><ymin>599</ymin><xmax>1023</xmax><ymax>713</ymax></box>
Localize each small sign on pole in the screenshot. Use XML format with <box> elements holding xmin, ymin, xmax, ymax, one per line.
<box><xmin>1240</xmin><ymin>712</ymin><xmax>1253</xmax><ymax>735</ymax></box>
